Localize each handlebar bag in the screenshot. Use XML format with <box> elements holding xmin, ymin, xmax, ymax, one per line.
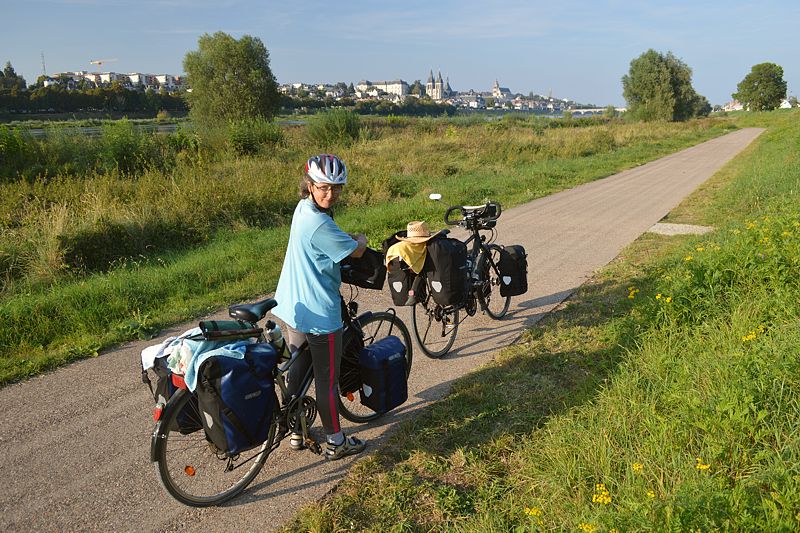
<box><xmin>195</xmin><ymin>343</ymin><xmax>278</xmax><ymax>457</ymax></box>
<box><xmin>387</xmin><ymin>258</ymin><xmax>427</xmax><ymax>306</ymax></box>
<box><xmin>358</xmin><ymin>335</ymin><xmax>408</xmax><ymax>414</ymax></box>
<box><xmin>425</xmin><ymin>236</ymin><xmax>469</xmax><ymax>307</ymax></box>
<box><xmin>341</xmin><ymin>247</ymin><xmax>387</xmax><ymax>290</ymax></box>
<box><xmin>498</xmin><ymin>245</ymin><xmax>528</xmax><ymax>297</ymax></box>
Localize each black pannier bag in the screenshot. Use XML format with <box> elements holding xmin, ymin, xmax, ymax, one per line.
<box><xmin>195</xmin><ymin>343</ymin><xmax>279</xmax><ymax>456</ymax></box>
<box><xmin>359</xmin><ymin>335</ymin><xmax>408</xmax><ymax>414</ymax></box>
<box><xmin>149</xmin><ymin>356</ymin><xmax>203</xmax><ymax>434</ymax></box>
<box><xmin>387</xmin><ymin>258</ymin><xmax>427</xmax><ymax>306</ymax></box>
<box><xmin>425</xmin><ymin>236</ymin><xmax>469</xmax><ymax>307</ymax></box>
<box><xmin>498</xmin><ymin>245</ymin><xmax>528</xmax><ymax>297</ymax></box>
<box><xmin>381</xmin><ymin>230</ymin><xmax>407</xmax><ymax>255</ymax></box>
<box><xmin>339</xmin><ymin>323</ymin><xmax>366</xmax><ymax>396</ymax></box>
<box><xmin>341</xmin><ymin>247</ymin><xmax>387</xmax><ymax>290</ymax></box>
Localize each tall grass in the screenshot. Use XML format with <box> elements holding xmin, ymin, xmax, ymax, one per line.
<box><xmin>286</xmin><ymin>110</ymin><xmax>800</xmax><ymax>531</ymax></box>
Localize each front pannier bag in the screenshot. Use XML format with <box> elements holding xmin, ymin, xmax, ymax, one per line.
<box><xmin>359</xmin><ymin>335</ymin><xmax>408</xmax><ymax>414</ymax></box>
<box><xmin>425</xmin><ymin>236</ymin><xmax>469</xmax><ymax>307</ymax></box>
<box><xmin>498</xmin><ymin>245</ymin><xmax>528</xmax><ymax>297</ymax></box>
<box><xmin>195</xmin><ymin>343</ymin><xmax>278</xmax><ymax>456</ymax></box>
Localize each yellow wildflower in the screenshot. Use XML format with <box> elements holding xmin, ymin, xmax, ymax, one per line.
<box><xmin>665</xmin><ymin>297</ymin><xmax>672</xmax><ymax>303</ymax></box>
<box><xmin>578</xmin><ymin>523</ymin><xmax>597</xmax><ymax>533</ymax></box>
<box><xmin>655</xmin><ymin>294</ymin><xmax>662</xmax><ymax>300</ymax></box>
<box><xmin>760</xmin><ymin>236</ymin><xmax>770</xmax><ymax>244</ymax></box>
<box><xmin>592</xmin><ymin>483</ymin><xmax>612</xmax><ymax>505</ymax></box>
<box><xmin>627</xmin><ymin>288</ymin><xmax>639</xmax><ymax>300</ymax></box>
<box><xmin>684</xmin><ymin>255</ymin><xmax>693</xmax><ymax>262</ymax></box>
<box><xmin>647</xmin><ymin>489</ymin><xmax>656</xmax><ymax>498</ymax></box>
<box><xmin>524</xmin><ymin>507</ymin><xmax>542</xmax><ymax>517</ymax></box>
<box><xmin>695</xmin><ymin>246</ymin><xmax>705</xmax><ymax>252</ymax></box>
<box><xmin>633</xmin><ymin>462</ymin><xmax>644</xmax><ymax>473</ymax></box>
<box><xmin>746</xmin><ymin>222</ymin><xmax>756</xmax><ymax>229</ymax></box>
<box><xmin>742</xmin><ymin>331</ymin><xmax>757</xmax><ymax>342</ymax></box>
<box><xmin>696</xmin><ymin>457</ymin><xmax>711</xmax><ymax>471</ymax></box>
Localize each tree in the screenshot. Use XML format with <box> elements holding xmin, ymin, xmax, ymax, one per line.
<box><xmin>408</xmin><ymin>80</ymin><xmax>424</xmax><ymax>96</ymax></box>
<box><xmin>621</xmin><ymin>49</ymin><xmax>707</xmax><ymax>121</ymax></box>
<box><xmin>732</xmin><ymin>62</ymin><xmax>787</xmax><ymax>111</ymax></box>
<box><xmin>183</xmin><ymin>32</ymin><xmax>280</xmax><ymax>125</ymax></box>
<box><xmin>2</xmin><ymin>61</ymin><xmax>26</xmax><ymax>90</ymax></box>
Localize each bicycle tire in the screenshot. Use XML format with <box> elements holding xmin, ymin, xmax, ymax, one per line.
<box><xmin>338</xmin><ymin>311</ymin><xmax>413</xmax><ymax>423</ymax></box>
<box><xmin>477</xmin><ymin>244</ymin><xmax>511</xmax><ymax>319</ymax></box>
<box><xmin>153</xmin><ymin>388</ymin><xmax>276</xmax><ymax>507</ymax></box>
<box><xmin>411</xmin><ymin>291</ymin><xmax>459</xmax><ymax>358</ymax></box>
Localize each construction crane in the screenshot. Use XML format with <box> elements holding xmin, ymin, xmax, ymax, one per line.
<box><xmin>89</xmin><ymin>58</ymin><xmax>118</xmax><ymax>69</ymax></box>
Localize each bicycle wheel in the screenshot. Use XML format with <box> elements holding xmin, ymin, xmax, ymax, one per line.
<box><xmin>477</xmin><ymin>244</ymin><xmax>511</xmax><ymax>319</ymax></box>
<box><xmin>338</xmin><ymin>311</ymin><xmax>413</xmax><ymax>423</ymax></box>
<box><xmin>411</xmin><ymin>291</ymin><xmax>459</xmax><ymax>358</ymax></box>
<box><xmin>153</xmin><ymin>388</ymin><xmax>276</xmax><ymax>507</ymax></box>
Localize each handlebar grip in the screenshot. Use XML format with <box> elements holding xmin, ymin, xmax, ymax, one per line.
<box><xmin>444</xmin><ymin>205</ymin><xmax>463</xmax><ymax>225</ymax></box>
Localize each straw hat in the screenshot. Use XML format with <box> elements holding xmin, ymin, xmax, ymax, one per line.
<box><xmin>396</xmin><ymin>221</ymin><xmax>444</xmax><ymax>244</ymax></box>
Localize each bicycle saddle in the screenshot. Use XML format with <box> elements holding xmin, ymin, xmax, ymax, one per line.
<box><xmin>228</xmin><ymin>298</ymin><xmax>278</xmax><ymax>322</ymax></box>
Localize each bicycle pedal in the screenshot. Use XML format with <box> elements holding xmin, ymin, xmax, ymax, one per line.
<box><xmin>306</xmin><ymin>438</ymin><xmax>322</xmax><ymax>455</ymax></box>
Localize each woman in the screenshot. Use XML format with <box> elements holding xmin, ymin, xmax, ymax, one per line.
<box><xmin>272</xmin><ymin>154</ymin><xmax>368</xmax><ymax>461</ymax></box>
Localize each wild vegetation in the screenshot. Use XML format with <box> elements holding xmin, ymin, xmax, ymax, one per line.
<box><xmin>0</xmin><ymin>111</ymin><xmax>735</xmax><ymax>384</ymax></box>
<box><xmin>287</xmin><ymin>110</ymin><xmax>800</xmax><ymax>531</ymax></box>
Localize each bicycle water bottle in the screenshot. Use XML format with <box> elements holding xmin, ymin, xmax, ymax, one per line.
<box><xmin>265</xmin><ymin>321</ymin><xmax>287</xmax><ymax>358</ymax></box>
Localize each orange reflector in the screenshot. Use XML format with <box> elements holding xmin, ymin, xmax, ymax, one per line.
<box><xmin>153</xmin><ymin>403</ymin><xmax>164</xmax><ymax>421</ymax></box>
<box><xmin>346</xmin><ymin>392</ymin><xmax>354</xmax><ymax>402</ymax></box>
<box><xmin>184</xmin><ymin>466</ymin><xmax>196</xmax><ymax>476</ymax></box>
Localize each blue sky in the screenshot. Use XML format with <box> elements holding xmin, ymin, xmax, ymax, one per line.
<box><xmin>3</xmin><ymin>0</ymin><xmax>798</xmax><ymax>106</ymax></box>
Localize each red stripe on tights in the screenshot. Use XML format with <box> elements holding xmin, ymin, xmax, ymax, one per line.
<box><xmin>328</xmin><ymin>333</ymin><xmax>340</xmax><ymax>433</ymax></box>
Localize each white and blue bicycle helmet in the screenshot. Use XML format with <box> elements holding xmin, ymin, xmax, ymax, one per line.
<box><xmin>305</xmin><ymin>154</ymin><xmax>348</xmax><ymax>185</ymax></box>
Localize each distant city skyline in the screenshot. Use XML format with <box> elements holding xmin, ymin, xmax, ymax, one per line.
<box><xmin>3</xmin><ymin>0</ymin><xmax>799</xmax><ymax>107</ymax></box>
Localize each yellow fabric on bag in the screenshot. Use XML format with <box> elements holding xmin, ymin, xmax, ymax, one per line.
<box><xmin>385</xmin><ymin>241</ymin><xmax>427</xmax><ymax>274</ymax></box>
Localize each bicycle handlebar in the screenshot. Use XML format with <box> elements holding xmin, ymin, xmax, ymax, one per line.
<box><xmin>444</xmin><ymin>202</ymin><xmax>502</xmax><ymax>227</ymax></box>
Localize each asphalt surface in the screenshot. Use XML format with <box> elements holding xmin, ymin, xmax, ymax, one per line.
<box><xmin>0</xmin><ymin>127</ymin><xmax>763</xmax><ymax>532</ymax></box>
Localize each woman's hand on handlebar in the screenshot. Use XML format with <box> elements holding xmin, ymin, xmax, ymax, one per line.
<box><xmin>349</xmin><ymin>233</ymin><xmax>368</xmax><ymax>258</ymax></box>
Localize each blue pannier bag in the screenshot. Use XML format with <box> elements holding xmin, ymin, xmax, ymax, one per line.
<box><xmin>358</xmin><ymin>336</ymin><xmax>408</xmax><ymax>414</ymax></box>
<box><xmin>195</xmin><ymin>343</ymin><xmax>278</xmax><ymax>456</ymax></box>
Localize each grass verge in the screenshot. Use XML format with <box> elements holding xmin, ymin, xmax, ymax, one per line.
<box><xmin>284</xmin><ymin>112</ymin><xmax>800</xmax><ymax>530</ymax></box>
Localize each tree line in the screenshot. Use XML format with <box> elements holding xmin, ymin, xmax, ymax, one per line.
<box><xmin>2</xmin><ymin>36</ymin><xmax>790</xmax><ymax>123</ymax></box>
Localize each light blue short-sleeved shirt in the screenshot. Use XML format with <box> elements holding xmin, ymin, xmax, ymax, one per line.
<box><xmin>272</xmin><ymin>198</ymin><xmax>358</xmax><ymax>334</ymax></box>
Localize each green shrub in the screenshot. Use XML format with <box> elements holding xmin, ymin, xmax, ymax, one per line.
<box><xmin>0</xmin><ymin>126</ymin><xmax>33</xmax><ymax>181</ymax></box>
<box><xmin>227</xmin><ymin>118</ymin><xmax>284</xmax><ymax>156</ymax></box>
<box><xmin>307</xmin><ymin>108</ymin><xmax>362</xmax><ymax>148</ymax></box>
<box><xmin>100</xmin><ymin>119</ymin><xmax>146</xmax><ymax>174</ymax></box>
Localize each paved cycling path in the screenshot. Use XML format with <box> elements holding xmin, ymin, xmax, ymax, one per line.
<box><xmin>0</xmin><ymin>128</ymin><xmax>763</xmax><ymax>532</ymax></box>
